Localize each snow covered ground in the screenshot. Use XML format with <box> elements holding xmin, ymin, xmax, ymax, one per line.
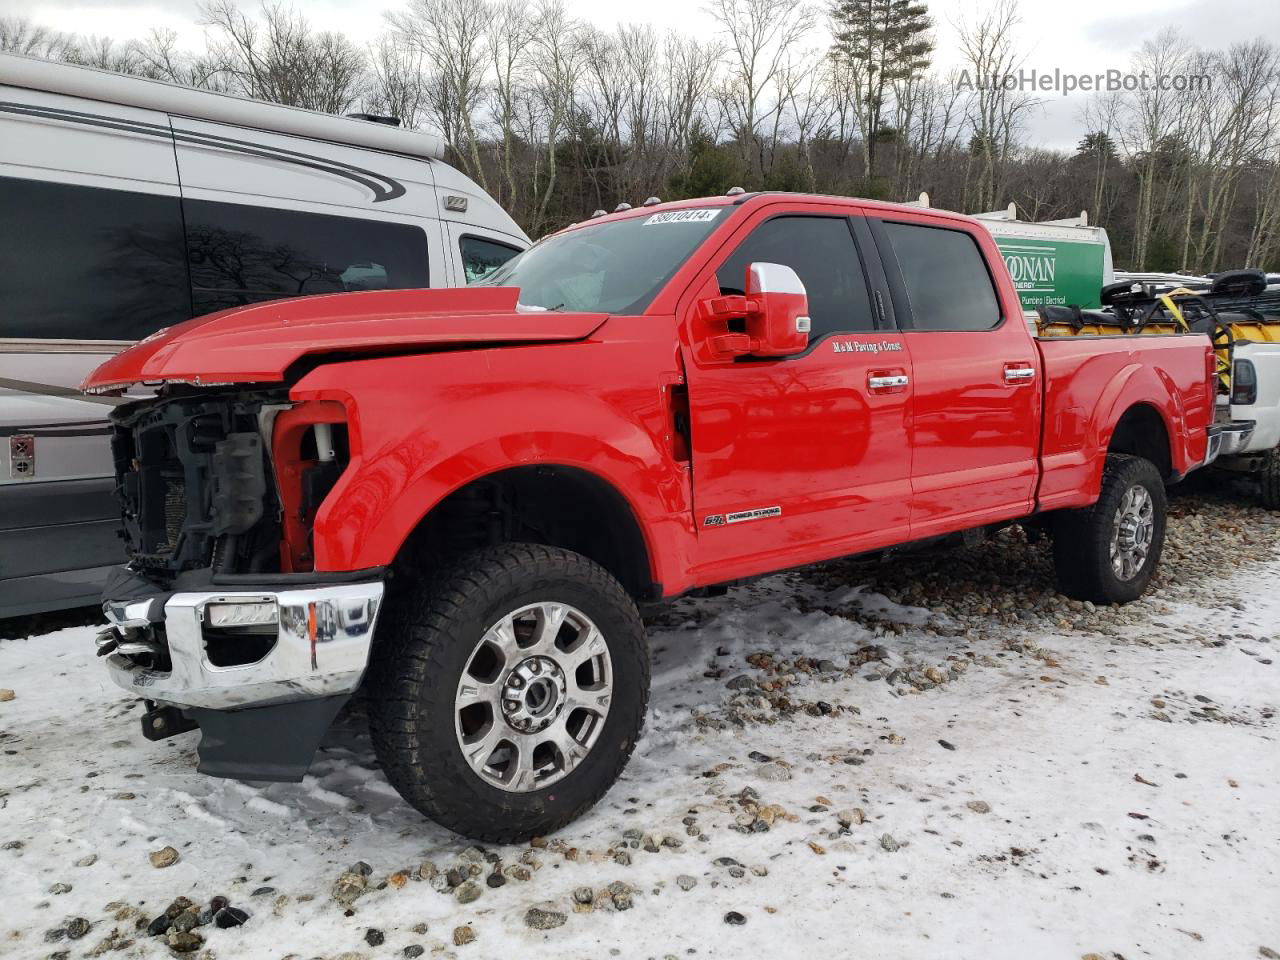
<box><xmin>2</xmin><ymin>504</ymin><xmax>1278</xmax><ymax>960</ymax></box>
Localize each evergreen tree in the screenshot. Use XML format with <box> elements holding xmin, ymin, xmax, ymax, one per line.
<box><xmin>830</xmin><ymin>0</ymin><xmax>933</xmax><ymax>181</ymax></box>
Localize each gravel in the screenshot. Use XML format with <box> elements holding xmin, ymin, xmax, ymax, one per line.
<box><xmin>808</xmin><ymin>484</ymin><xmax>1279</xmax><ymax>640</ymax></box>
<box><xmin>148</xmin><ymin>846</ymin><xmax>179</xmax><ymax>869</ymax></box>
<box><xmin>64</xmin><ymin>917</ymin><xmax>89</xmax><ymax>939</ymax></box>
<box><xmin>524</xmin><ymin>905</ymin><xmax>568</xmax><ymax>930</ymax></box>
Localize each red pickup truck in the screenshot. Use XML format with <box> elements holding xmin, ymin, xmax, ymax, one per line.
<box><xmin>86</xmin><ymin>192</ymin><xmax>1216</xmax><ymax>841</ymax></box>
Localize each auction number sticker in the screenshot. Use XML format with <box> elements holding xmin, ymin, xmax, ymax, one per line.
<box><xmin>644</xmin><ymin>209</ymin><xmax>721</xmax><ymax>225</ymax></box>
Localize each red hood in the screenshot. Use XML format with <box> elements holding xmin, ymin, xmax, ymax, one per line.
<box><xmin>82</xmin><ymin>288</ymin><xmax>607</xmax><ymax>391</ymax></box>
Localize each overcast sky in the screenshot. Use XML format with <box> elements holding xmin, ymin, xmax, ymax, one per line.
<box><xmin>18</xmin><ymin>0</ymin><xmax>1280</xmax><ymax>150</ymax></box>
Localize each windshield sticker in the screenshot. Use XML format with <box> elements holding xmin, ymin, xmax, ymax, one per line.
<box><xmin>643</xmin><ymin>209</ymin><xmax>721</xmax><ymax>225</ymax></box>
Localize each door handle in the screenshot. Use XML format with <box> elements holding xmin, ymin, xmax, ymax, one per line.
<box><xmin>1003</xmin><ymin>366</ymin><xmax>1036</xmax><ymax>384</ymax></box>
<box><xmin>868</xmin><ymin>374</ymin><xmax>909</xmax><ymax>390</ymax></box>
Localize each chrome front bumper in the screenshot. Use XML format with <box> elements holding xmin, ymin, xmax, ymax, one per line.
<box><xmin>100</xmin><ymin>581</ymin><xmax>384</xmax><ymax>711</ymax></box>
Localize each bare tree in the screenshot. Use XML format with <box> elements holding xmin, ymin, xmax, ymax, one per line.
<box><xmin>954</xmin><ymin>0</ymin><xmax>1039</xmax><ymax>211</ymax></box>
<box><xmin>661</xmin><ymin>33</ymin><xmax>723</xmax><ymax>160</ymax></box>
<box><xmin>389</xmin><ymin>0</ymin><xmax>490</xmax><ymax>185</ymax></box>
<box><xmin>133</xmin><ymin>28</ymin><xmax>227</xmax><ymax>87</ymax></box>
<box><xmin>1113</xmin><ymin>29</ymin><xmax>1193</xmax><ymax>268</ymax></box>
<box><xmin>200</xmin><ymin>0</ymin><xmax>367</xmax><ymax>113</ymax></box>
<box><xmin>619</xmin><ymin>24</ymin><xmax>663</xmax><ymax>193</ymax></box>
<box><xmin>1246</xmin><ymin>148</ymin><xmax>1280</xmax><ymax>268</ymax></box>
<box><xmin>1077</xmin><ymin>91</ymin><xmax>1122</xmax><ymax>221</ymax></box>
<box><xmin>705</xmin><ymin>0</ymin><xmax>816</xmax><ymax>177</ymax></box>
<box><xmin>528</xmin><ymin>0</ymin><xmax>587</xmax><ymax>233</ymax></box>
<box><xmin>0</xmin><ymin>15</ymin><xmax>77</xmax><ymax>59</ymax></box>
<box><xmin>366</xmin><ymin>31</ymin><xmax>432</xmax><ymax>130</ymax></box>
<box><xmin>1192</xmin><ymin>42</ymin><xmax>1280</xmax><ymax>269</ymax></box>
<box><xmin>485</xmin><ymin>0</ymin><xmax>537</xmax><ymax>208</ymax></box>
<box><xmin>777</xmin><ymin>52</ymin><xmax>835</xmax><ymax>189</ymax></box>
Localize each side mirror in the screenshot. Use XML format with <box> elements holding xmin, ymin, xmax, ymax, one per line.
<box><xmin>703</xmin><ymin>262</ymin><xmax>811</xmax><ymax>358</ymax></box>
<box><xmin>744</xmin><ymin>262</ymin><xmax>811</xmax><ymax>356</ymax></box>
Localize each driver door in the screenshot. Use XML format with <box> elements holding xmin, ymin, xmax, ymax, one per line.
<box><xmin>679</xmin><ymin>207</ymin><xmax>914</xmax><ymax>582</ymax></box>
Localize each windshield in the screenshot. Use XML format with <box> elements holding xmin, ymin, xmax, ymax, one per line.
<box><xmin>477</xmin><ymin>208</ymin><xmax>728</xmax><ymax>314</ymax></box>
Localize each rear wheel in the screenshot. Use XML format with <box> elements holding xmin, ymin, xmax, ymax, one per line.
<box><xmin>367</xmin><ymin>543</ymin><xmax>649</xmax><ymax>842</ymax></box>
<box><xmin>1261</xmin><ymin>449</ymin><xmax>1280</xmax><ymax>510</ymax></box>
<box><xmin>1052</xmin><ymin>454</ymin><xmax>1167</xmax><ymax>604</ymax></box>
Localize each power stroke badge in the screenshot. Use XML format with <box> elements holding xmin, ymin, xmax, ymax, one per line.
<box><xmin>703</xmin><ymin>505</ymin><xmax>782</xmax><ymax>527</ymax></box>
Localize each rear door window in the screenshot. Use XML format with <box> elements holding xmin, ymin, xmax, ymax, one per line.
<box><xmin>460</xmin><ymin>236</ymin><xmax>521</xmax><ymax>283</ymax></box>
<box><xmin>182</xmin><ymin>200</ymin><xmax>431</xmax><ymax>315</ymax></box>
<box><xmin>0</xmin><ymin>176</ymin><xmax>190</xmax><ymax>341</ymax></box>
<box><xmin>879</xmin><ymin>221</ymin><xmax>1001</xmax><ymax>331</ymax></box>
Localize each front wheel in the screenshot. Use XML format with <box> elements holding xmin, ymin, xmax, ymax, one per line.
<box><xmin>367</xmin><ymin>544</ymin><xmax>649</xmax><ymax>842</ymax></box>
<box><xmin>1052</xmin><ymin>454</ymin><xmax>1167</xmax><ymax>604</ymax></box>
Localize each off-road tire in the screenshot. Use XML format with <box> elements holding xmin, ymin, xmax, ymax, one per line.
<box><xmin>367</xmin><ymin>543</ymin><xmax>649</xmax><ymax>842</ymax></box>
<box><xmin>1261</xmin><ymin>449</ymin><xmax>1280</xmax><ymax>510</ymax></box>
<box><xmin>1052</xmin><ymin>454</ymin><xmax>1167</xmax><ymax>604</ymax></box>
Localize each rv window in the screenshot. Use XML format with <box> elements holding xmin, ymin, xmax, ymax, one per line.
<box><xmin>460</xmin><ymin>236</ymin><xmax>521</xmax><ymax>283</ymax></box>
<box><xmin>0</xmin><ymin>176</ymin><xmax>191</xmax><ymax>341</ymax></box>
<box><xmin>183</xmin><ymin>200</ymin><xmax>430</xmax><ymax>315</ymax></box>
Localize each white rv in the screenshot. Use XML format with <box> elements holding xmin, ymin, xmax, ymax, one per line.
<box><xmin>0</xmin><ymin>53</ymin><xmax>529</xmax><ymax>618</ymax></box>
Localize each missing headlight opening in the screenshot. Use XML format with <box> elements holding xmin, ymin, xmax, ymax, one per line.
<box><xmin>108</xmin><ymin>390</ymin><xmax>351</xmax><ymax>583</ymax></box>
<box><xmin>269</xmin><ymin>400</ymin><xmax>351</xmax><ymax>573</ymax></box>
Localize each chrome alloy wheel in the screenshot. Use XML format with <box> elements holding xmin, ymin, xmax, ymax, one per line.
<box><xmin>1110</xmin><ymin>483</ymin><xmax>1155</xmax><ymax>581</ymax></box>
<box><xmin>454</xmin><ymin>602</ymin><xmax>612</xmax><ymax>793</ymax></box>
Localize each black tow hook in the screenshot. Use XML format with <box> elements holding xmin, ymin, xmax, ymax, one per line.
<box><xmin>141</xmin><ymin>702</ymin><xmax>198</xmax><ymax>741</ymax></box>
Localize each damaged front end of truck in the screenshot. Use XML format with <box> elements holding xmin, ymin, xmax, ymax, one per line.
<box><xmin>96</xmin><ymin>385</ymin><xmax>384</xmax><ymax>780</ymax></box>
<box><xmin>84</xmin><ymin>285</ymin><xmax>602</xmax><ymax>780</ymax></box>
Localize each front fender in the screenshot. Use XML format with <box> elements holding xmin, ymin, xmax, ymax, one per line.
<box><xmin>289</xmin><ymin>339</ymin><xmax>694</xmax><ymax>591</ymax></box>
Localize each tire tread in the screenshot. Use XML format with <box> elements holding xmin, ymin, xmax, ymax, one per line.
<box><xmin>1261</xmin><ymin>450</ymin><xmax>1280</xmax><ymax>510</ymax></box>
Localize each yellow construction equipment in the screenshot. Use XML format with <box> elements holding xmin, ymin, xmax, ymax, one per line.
<box><xmin>1035</xmin><ymin>270</ymin><xmax>1280</xmax><ymax>394</ymax></box>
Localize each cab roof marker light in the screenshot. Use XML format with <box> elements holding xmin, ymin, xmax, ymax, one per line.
<box><xmin>642</xmin><ymin>196</ymin><xmax>662</xmax><ymax>207</ymax></box>
<box><xmin>590</xmin><ymin>209</ymin><xmax>607</xmax><ymax>218</ymax></box>
<box><xmin>614</xmin><ymin>202</ymin><xmax>632</xmax><ymax>212</ymax></box>
<box><xmin>725</xmin><ymin>186</ymin><xmax>745</xmax><ymax>196</ymax></box>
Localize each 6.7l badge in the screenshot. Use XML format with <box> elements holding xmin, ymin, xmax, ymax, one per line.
<box><xmin>703</xmin><ymin>505</ymin><xmax>782</xmax><ymax>527</ymax></box>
